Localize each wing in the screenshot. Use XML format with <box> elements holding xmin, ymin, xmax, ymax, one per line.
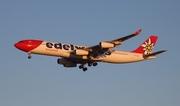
<box><xmin>85</xmin><ymin>29</ymin><xmax>142</xmax><ymax>58</ymax></box>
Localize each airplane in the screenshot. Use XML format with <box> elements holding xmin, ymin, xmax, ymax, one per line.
<box><xmin>14</xmin><ymin>29</ymin><xmax>166</xmax><ymax>71</ymax></box>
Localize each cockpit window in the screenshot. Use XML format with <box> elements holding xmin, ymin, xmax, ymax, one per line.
<box><xmin>19</xmin><ymin>41</ymin><xmax>24</xmax><ymax>44</ymax></box>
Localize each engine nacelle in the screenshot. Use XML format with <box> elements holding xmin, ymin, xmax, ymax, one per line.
<box><xmin>99</xmin><ymin>42</ymin><xmax>114</xmax><ymax>48</ymax></box>
<box><xmin>74</xmin><ymin>49</ymin><xmax>89</xmax><ymax>55</ymax></box>
<box><xmin>57</xmin><ymin>58</ymin><xmax>77</xmax><ymax>67</ymax></box>
<box><xmin>63</xmin><ymin>64</ymin><xmax>77</xmax><ymax>67</ymax></box>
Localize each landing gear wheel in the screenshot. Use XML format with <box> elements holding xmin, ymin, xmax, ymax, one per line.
<box><xmin>83</xmin><ymin>67</ymin><xmax>87</xmax><ymax>71</ymax></box>
<box><xmin>79</xmin><ymin>65</ymin><xmax>84</xmax><ymax>69</ymax></box>
<box><xmin>28</xmin><ymin>55</ymin><xmax>32</xmax><ymax>59</ymax></box>
<box><xmin>28</xmin><ymin>52</ymin><xmax>32</xmax><ymax>59</ymax></box>
<box><xmin>88</xmin><ymin>63</ymin><xmax>92</xmax><ymax>67</ymax></box>
<box><xmin>93</xmin><ymin>62</ymin><xmax>98</xmax><ymax>66</ymax></box>
<box><xmin>79</xmin><ymin>64</ymin><xmax>87</xmax><ymax>71</ymax></box>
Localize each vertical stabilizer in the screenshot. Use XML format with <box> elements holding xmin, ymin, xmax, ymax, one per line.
<box><xmin>132</xmin><ymin>36</ymin><xmax>158</xmax><ymax>54</ymax></box>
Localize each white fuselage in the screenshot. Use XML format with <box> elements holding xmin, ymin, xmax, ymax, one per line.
<box><xmin>29</xmin><ymin>41</ymin><xmax>155</xmax><ymax>64</ymax></box>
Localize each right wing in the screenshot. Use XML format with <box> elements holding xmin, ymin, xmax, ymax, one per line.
<box><xmin>84</xmin><ymin>29</ymin><xmax>142</xmax><ymax>58</ymax></box>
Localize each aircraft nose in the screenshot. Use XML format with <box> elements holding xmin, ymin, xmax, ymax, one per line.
<box><xmin>14</xmin><ymin>41</ymin><xmax>26</xmax><ymax>51</ymax></box>
<box><xmin>14</xmin><ymin>43</ymin><xmax>19</xmax><ymax>48</ymax></box>
<box><xmin>14</xmin><ymin>40</ymin><xmax>43</xmax><ymax>52</ymax></box>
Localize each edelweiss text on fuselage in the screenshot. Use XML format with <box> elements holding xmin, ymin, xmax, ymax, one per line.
<box><xmin>46</xmin><ymin>42</ymin><xmax>85</xmax><ymax>50</ymax></box>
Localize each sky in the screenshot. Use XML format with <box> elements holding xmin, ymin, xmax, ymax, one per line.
<box><xmin>0</xmin><ymin>0</ymin><xmax>180</xmax><ymax>106</ymax></box>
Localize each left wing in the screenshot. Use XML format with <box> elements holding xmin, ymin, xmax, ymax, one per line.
<box><xmin>84</xmin><ymin>29</ymin><xmax>142</xmax><ymax>58</ymax></box>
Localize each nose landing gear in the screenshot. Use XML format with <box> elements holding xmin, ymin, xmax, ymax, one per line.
<box><xmin>28</xmin><ymin>55</ymin><xmax>32</xmax><ymax>59</ymax></box>
<box><xmin>28</xmin><ymin>52</ymin><xmax>32</xmax><ymax>59</ymax></box>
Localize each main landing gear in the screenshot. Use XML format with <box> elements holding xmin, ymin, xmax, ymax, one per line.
<box><xmin>79</xmin><ymin>64</ymin><xmax>87</xmax><ymax>71</ymax></box>
<box><xmin>79</xmin><ymin>62</ymin><xmax>98</xmax><ymax>72</ymax></box>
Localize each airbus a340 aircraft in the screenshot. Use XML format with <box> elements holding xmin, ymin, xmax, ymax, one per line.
<box><xmin>14</xmin><ymin>29</ymin><xmax>166</xmax><ymax>71</ymax></box>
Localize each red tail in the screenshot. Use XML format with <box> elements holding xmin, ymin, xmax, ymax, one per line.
<box><xmin>132</xmin><ymin>36</ymin><xmax>158</xmax><ymax>54</ymax></box>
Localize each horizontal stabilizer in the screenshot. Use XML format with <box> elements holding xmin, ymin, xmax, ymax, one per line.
<box><xmin>143</xmin><ymin>50</ymin><xmax>167</xmax><ymax>58</ymax></box>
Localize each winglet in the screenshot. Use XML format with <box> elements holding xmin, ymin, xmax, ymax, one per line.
<box><xmin>134</xmin><ymin>29</ymin><xmax>142</xmax><ymax>35</ymax></box>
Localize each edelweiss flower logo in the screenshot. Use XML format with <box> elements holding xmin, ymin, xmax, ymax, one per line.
<box><xmin>141</xmin><ymin>38</ymin><xmax>154</xmax><ymax>54</ymax></box>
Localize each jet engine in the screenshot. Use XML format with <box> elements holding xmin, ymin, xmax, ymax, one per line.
<box><xmin>74</xmin><ymin>49</ymin><xmax>89</xmax><ymax>55</ymax></box>
<box><xmin>99</xmin><ymin>42</ymin><xmax>114</xmax><ymax>48</ymax></box>
<box><xmin>57</xmin><ymin>58</ymin><xmax>77</xmax><ymax>67</ymax></box>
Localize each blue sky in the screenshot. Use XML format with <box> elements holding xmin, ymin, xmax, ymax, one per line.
<box><xmin>0</xmin><ymin>0</ymin><xmax>180</xmax><ymax>106</ymax></box>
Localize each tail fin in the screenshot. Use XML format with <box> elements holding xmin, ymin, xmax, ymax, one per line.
<box><xmin>132</xmin><ymin>36</ymin><xmax>158</xmax><ymax>55</ymax></box>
